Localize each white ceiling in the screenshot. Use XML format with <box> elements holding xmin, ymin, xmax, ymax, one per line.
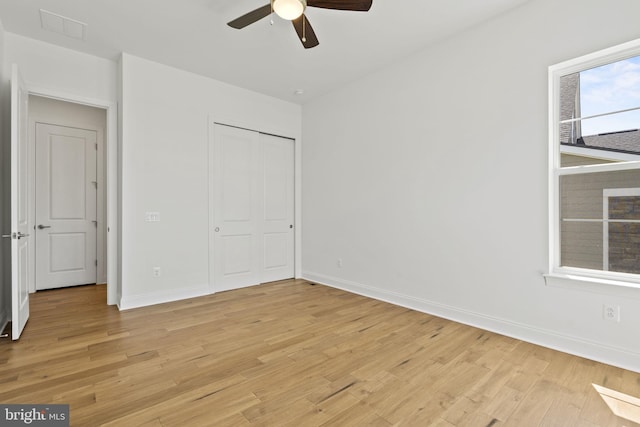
<box><xmin>0</xmin><ymin>0</ymin><xmax>530</xmax><ymax>104</ymax></box>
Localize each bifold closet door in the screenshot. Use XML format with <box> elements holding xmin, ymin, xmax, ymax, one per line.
<box><xmin>211</xmin><ymin>124</ymin><xmax>294</xmax><ymax>292</ymax></box>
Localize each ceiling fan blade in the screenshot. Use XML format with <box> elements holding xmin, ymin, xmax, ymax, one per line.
<box><xmin>292</xmin><ymin>14</ymin><xmax>319</xmax><ymax>49</ymax></box>
<box><xmin>307</xmin><ymin>0</ymin><xmax>372</xmax><ymax>11</ymax></box>
<box><xmin>227</xmin><ymin>4</ymin><xmax>272</xmax><ymax>29</ymax></box>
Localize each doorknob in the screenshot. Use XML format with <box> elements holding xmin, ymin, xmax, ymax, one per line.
<box><xmin>16</xmin><ymin>232</ymin><xmax>29</xmax><ymax>239</ymax></box>
<box><xmin>38</xmin><ymin>224</ymin><xmax>51</xmax><ymax>230</ymax></box>
<box><xmin>214</xmin><ymin>227</ymin><xmax>220</xmax><ymax>232</ymax></box>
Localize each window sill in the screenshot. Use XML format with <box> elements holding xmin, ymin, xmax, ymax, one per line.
<box><xmin>544</xmin><ymin>273</ymin><xmax>640</xmax><ymax>299</ymax></box>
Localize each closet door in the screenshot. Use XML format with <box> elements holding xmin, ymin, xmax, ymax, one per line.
<box><xmin>211</xmin><ymin>124</ymin><xmax>294</xmax><ymax>292</ymax></box>
<box><xmin>261</xmin><ymin>133</ymin><xmax>294</xmax><ymax>283</ymax></box>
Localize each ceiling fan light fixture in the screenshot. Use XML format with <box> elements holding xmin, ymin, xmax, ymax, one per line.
<box><xmin>273</xmin><ymin>0</ymin><xmax>306</xmax><ymax>20</ymax></box>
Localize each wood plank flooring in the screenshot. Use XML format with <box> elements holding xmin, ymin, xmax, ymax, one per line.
<box><xmin>1</xmin><ymin>279</ymin><xmax>639</xmax><ymax>426</ymax></box>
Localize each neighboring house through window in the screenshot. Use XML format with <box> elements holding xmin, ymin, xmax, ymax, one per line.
<box><xmin>549</xmin><ymin>39</ymin><xmax>640</xmax><ymax>285</ymax></box>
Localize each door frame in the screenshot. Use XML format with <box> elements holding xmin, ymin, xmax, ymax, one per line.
<box><xmin>25</xmin><ymin>85</ymin><xmax>118</xmax><ymax>305</ymax></box>
<box><xmin>207</xmin><ymin>116</ymin><xmax>302</xmax><ymax>292</ymax></box>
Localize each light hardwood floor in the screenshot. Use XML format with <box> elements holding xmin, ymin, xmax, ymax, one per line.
<box><xmin>1</xmin><ymin>279</ymin><xmax>639</xmax><ymax>426</ymax></box>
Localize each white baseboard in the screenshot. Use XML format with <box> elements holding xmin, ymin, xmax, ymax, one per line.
<box><xmin>118</xmin><ymin>284</ymin><xmax>211</xmax><ymax>310</ymax></box>
<box><xmin>302</xmin><ymin>271</ymin><xmax>640</xmax><ymax>374</ymax></box>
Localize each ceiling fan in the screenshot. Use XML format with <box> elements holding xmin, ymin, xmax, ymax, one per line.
<box><xmin>227</xmin><ymin>0</ymin><xmax>373</xmax><ymax>49</ymax></box>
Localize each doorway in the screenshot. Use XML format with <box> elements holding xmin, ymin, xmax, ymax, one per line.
<box><xmin>28</xmin><ymin>96</ymin><xmax>107</xmax><ymax>291</ymax></box>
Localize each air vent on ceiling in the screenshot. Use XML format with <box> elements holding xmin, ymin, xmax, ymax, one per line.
<box><xmin>40</xmin><ymin>9</ymin><xmax>87</xmax><ymax>41</ymax></box>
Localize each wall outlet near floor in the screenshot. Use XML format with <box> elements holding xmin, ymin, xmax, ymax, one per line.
<box><xmin>603</xmin><ymin>304</ymin><xmax>620</xmax><ymax>322</ymax></box>
<box><xmin>337</xmin><ymin>258</ymin><xmax>343</xmax><ymax>268</ymax></box>
<box><xmin>153</xmin><ymin>267</ymin><xmax>161</xmax><ymax>278</ymax></box>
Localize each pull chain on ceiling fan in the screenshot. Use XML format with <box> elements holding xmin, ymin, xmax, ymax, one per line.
<box><xmin>227</xmin><ymin>0</ymin><xmax>373</xmax><ymax>49</ymax></box>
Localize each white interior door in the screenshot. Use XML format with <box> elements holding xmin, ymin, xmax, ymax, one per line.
<box><xmin>212</xmin><ymin>125</ymin><xmax>262</xmax><ymax>291</ymax></box>
<box><xmin>211</xmin><ymin>124</ymin><xmax>294</xmax><ymax>292</ymax></box>
<box><xmin>8</xmin><ymin>64</ymin><xmax>30</xmax><ymax>340</ymax></box>
<box><xmin>261</xmin><ymin>133</ymin><xmax>294</xmax><ymax>283</ymax></box>
<box><xmin>35</xmin><ymin>123</ymin><xmax>97</xmax><ymax>290</ymax></box>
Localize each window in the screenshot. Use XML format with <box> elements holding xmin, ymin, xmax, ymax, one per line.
<box><xmin>549</xmin><ymin>39</ymin><xmax>640</xmax><ymax>286</ymax></box>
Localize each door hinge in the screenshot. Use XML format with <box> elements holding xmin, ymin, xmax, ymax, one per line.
<box><xmin>95</xmin><ymin>143</ymin><xmax>98</xmax><ymax>151</ymax></box>
<box><xmin>95</xmin><ymin>259</ymin><xmax>98</xmax><ymax>266</ymax></box>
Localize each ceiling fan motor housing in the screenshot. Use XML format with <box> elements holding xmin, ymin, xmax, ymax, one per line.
<box><xmin>273</xmin><ymin>0</ymin><xmax>307</xmax><ymax>20</ymax></box>
<box><xmin>228</xmin><ymin>0</ymin><xmax>372</xmax><ymax>49</ymax></box>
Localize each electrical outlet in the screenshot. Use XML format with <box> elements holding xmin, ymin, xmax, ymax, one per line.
<box><xmin>153</xmin><ymin>267</ymin><xmax>161</xmax><ymax>278</ymax></box>
<box><xmin>337</xmin><ymin>258</ymin><xmax>343</xmax><ymax>268</ymax></box>
<box><xmin>603</xmin><ymin>304</ymin><xmax>620</xmax><ymax>322</ymax></box>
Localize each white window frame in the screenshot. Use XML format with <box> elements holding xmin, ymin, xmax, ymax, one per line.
<box><xmin>548</xmin><ymin>38</ymin><xmax>640</xmax><ymax>288</ymax></box>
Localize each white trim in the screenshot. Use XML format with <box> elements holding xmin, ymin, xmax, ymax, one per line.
<box><xmin>544</xmin><ymin>273</ymin><xmax>640</xmax><ymax>297</ymax></box>
<box><xmin>26</xmin><ymin>86</ymin><xmax>119</xmax><ymax>305</ymax></box>
<box><xmin>549</xmin><ymin>38</ymin><xmax>640</xmax><ymax>77</ymax></box>
<box><xmin>545</xmin><ymin>265</ymin><xmax>640</xmax><ymax>286</ymax></box>
<box><xmin>304</xmin><ymin>271</ymin><xmax>640</xmax><ymax>374</ymax></box>
<box><xmin>548</xmin><ymin>65</ymin><xmax>558</xmax><ymax>274</ymax></box>
<box><xmin>118</xmin><ymin>283</ymin><xmax>209</xmax><ymax>310</ymax></box>
<box><xmin>604</xmin><ymin>190</ymin><xmax>611</xmax><ymax>270</ymax></box>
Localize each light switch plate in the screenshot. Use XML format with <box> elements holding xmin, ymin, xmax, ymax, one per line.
<box><xmin>145</xmin><ymin>212</ymin><xmax>160</xmax><ymax>222</ymax></box>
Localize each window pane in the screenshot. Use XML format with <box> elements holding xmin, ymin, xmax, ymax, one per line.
<box><xmin>580</xmin><ymin>56</ymin><xmax>640</xmax><ymax>118</ymax></box>
<box><xmin>560</xmin><ymin>171</ymin><xmax>640</xmax><ymax>273</ymax></box>
<box><xmin>560</xmin><ymin>220</ymin><xmax>602</xmax><ymax>270</ymax></box>
<box><xmin>580</xmin><ymin>110</ymin><xmax>640</xmax><ymax>139</ymax></box>
<box><xmin>561</xmin><ymin>170</ymin><xmax>640</xmax><ymax>219</ymax></box>
<box><xmin>609</xmin><ymin>195</ymin><xmax>640</xmax><ymax>220</ymax></box>
<box><xmin>559</xmin><ymin>55</ymin><xmax>640</xmax><ymax>165</ymax></box>
<box><xmin>608</xmin><ymin>223</ymin><xmax>640</xmax><ymax>274</ymax></box>
<box><xmin>559</xmin><ymin>72</ymin><xmax>582</xmax><ymax>144</ymax></box>
<box><xmin>607</xmin><ymin>194</ymin><xmax>640</xmax><ymax>274</ymax></box>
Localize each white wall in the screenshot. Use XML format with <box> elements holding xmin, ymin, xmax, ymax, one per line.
<box><xmin>4</xmin><ymin>33</ymin><xmax>116</xmax><ymax>103</ymax></box>
<box><xmin>0</xmin><ymin>17</ymin><xmax>7</xmax><ymax>330</ymax></box>
<box><xmin>302</xmin><ymin>0</ymin><xmax>640</xmax><ymax>373</ymax></box>
<box><xmin>119</xmin><ymin>53</ymin><xmax>302</xmax><ymax>309</ymax></box>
